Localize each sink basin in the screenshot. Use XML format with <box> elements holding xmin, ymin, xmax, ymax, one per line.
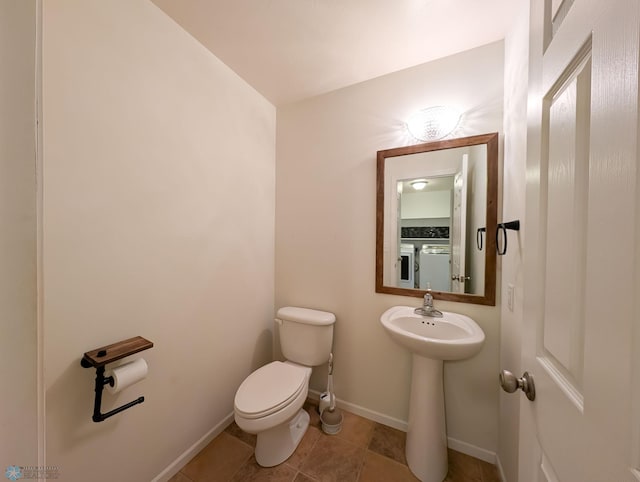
<box><xmin>379</xmin><ymin>306</ymin><xmax>486</xmax><ymax>481</ymax></box>
<box><xmin>380</xmin><ymin>305</ymin><xmax>485</xmax><ymax>360</ymax></box>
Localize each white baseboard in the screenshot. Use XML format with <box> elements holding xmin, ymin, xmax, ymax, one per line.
<box><xmin>495</xmin><ymin>454</ymin><xmax>507</xmax><ymax>482</ymax></box>
<box><xmin>307</xmin><ymin>389</ymin><xmax>408</xmax><ymax>431</ymax></box>
<box><xmin>447</xmin><ymin>437</ymin><xmax>497</xmax><ymax>465</ymax></box>
<box><xmin>151</xmin><ymin>412</ymin><xmax>235</xmax><ymax>482</ymax></box>
<box><xmin>155</xmin><ymin>393</ymin><xmax>498</xmax><ymax>481</ymax></box>
<box><xmin>308</xmin><ymin>389</ymin><xmax>497</xmax><ymax>467</ymax></box>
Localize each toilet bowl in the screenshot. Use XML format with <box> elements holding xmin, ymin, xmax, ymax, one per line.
<box><xmin>234</xmin><ymin>361</ymin><xmax>312</xmax><ymax>466</ymax></box>
<box><xmin>233</xmin><ymin>306</ymin><xmax>335</xmax><ymax>467</ymax></box>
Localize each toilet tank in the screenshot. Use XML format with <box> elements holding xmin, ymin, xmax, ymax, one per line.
<box><xmin>276</xmin><ymin>306</ymin><xmax>335</xmax><ymax>366</ymax></box>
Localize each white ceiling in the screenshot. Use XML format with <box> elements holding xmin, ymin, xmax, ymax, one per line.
<box><xmin>151</xmin><ymin>0</ymin><xmax>518</xmax><ymax>106</ymax></box>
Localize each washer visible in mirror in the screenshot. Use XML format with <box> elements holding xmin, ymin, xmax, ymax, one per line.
<box><xmin>375</xmin><ymin>132</ymin><xmax>498</xmax><ymax>306</ymax></box>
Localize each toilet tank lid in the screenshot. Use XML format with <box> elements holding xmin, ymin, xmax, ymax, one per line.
<box><xmin>276</xmin><ymin>307</ymin><xmax>336</xmax><ymax>325</ymax></box>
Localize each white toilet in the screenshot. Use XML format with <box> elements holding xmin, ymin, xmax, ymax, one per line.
<box><xmin>234</xmin><ymin>306</ymin><xmax>335</xmax><ymax>467</ymax></box>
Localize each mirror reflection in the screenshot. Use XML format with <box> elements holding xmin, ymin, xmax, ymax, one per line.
<box><xmin>376</xmin><ymin>133</ymin><xmax>497</xmax><ymax>305</ymax></box>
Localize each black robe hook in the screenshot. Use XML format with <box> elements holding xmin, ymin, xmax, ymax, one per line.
<box><xmin>477</xmin><ymin>227</ymin><xmax>486</xmax><ymax>251</ymax></box>
<box><xmin>496</xmin><ymin>220</ymin><xmax>520</xmax><ymax>255</ymax></box>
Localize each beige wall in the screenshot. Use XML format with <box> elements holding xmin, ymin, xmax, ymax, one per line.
<box><xmin>12</xmin><ymin>2</ymin><xmax>528</xmax><ymax>475</ymax></box>
<box><xmin>0</xmin><ymin>0</ymin><xmax>39</xmax><ymax>468</ymax></box>
<box><xmin>499</xmin><ymin>4</ymin><xmax>530</xmax><ymax>481</ymax></box>
<box><xmin>276</xmin><ymin>42</ymin><xmax>504</xmax><ymax>454</ymax></box>
<box><xmin>42</xmin><ymin>1</ymin><xmax>275</xmax><ymax>481</ymax></box>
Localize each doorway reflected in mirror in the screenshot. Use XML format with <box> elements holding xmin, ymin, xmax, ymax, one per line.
<box><xmin>376</xmin><ymin>133</ymin><xmax>497</xmax><ymax>306</ymax></box>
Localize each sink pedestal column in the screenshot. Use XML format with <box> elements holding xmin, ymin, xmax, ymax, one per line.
<box><xmin>406</xmin><ymin>354</ymin><xmax>448</xmax><ymax>482</ymax></box>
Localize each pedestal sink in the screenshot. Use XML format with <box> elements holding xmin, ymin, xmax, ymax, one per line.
<box><xmin>380</xmin><ymin>306</ymin><xmax>485</xmax><ymax>482</ymax></box>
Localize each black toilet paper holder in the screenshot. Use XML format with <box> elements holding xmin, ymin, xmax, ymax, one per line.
<box><xmin>80</xmin><ymin>336</ymin><xmax>153</xmax><ymax>423</ymax></box>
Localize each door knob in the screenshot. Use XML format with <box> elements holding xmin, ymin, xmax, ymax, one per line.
<box><xmin>451</xmin><ymin>275</ymin><xmax>471</xmax><ymax>282</ymax></box>
<box><xmin>499</xmin><ymin>370</ymin><xmax>535</xmax><ymax>401</ymax></box>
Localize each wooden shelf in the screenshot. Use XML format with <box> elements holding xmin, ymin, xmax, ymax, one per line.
<box><xmin>81</xmin><ymin>336</ymin><xmax>153</xmax><ymax>368</ymax></box>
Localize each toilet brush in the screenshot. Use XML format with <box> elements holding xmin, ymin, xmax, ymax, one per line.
<box><xmin>320</xmin><ymin>353</ymin><xmax>343</xmax><ymax>434</ymax></box>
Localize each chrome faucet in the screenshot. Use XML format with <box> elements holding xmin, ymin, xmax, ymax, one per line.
<box><xmin>414</xmin><ymin>290</ymin><xmax>443</xmax><ymax>318</ymax></box>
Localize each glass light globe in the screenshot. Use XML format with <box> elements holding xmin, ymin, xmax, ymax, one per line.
<box><xmin>406</xmin><ymin>106</ymin><xmax>461</xmax><ymax>141</ymax></box>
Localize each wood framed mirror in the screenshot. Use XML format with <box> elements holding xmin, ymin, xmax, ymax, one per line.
<box><xmin>376</xmin><ymin>132</ymin><xmax>498</xmax><ymax>305</ymax></box>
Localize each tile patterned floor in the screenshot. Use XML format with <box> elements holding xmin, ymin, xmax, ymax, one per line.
<box><xmin>169</xmin><ymin>401</ymin><xmax>500</xmax><ymax>482</ymax></box>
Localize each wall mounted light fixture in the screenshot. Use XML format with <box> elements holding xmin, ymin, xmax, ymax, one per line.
<box><xmin>406</xmin><ymin>106</ymin><xmax>461</xmax><ymax>142</ymax></box>
<box><xmin>410</xmin><ymin>179</ymin><xmax>428</xmax><ymax>190</ymax></box>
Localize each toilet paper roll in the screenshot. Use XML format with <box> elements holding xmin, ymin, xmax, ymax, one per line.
<box><xmin>107</xmin><ymin>358</ymin><xmax>148</xmax><ymax>393</ymax></box>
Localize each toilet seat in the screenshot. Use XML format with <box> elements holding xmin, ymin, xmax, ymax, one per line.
<box><xmin>235</xmin><ymin>361</ymin><xmax>308</xmax><ymax>419</ymax></box>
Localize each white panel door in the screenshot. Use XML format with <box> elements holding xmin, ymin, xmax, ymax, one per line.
<box><xmin>451</xmin><ymin>154</ymin><xmax>468</xmax><ymax>293</ymax></box>
<box><xmin>520</xmin><ymin>0</ymin><xmax>640</xmax><ymax>481</ymax></box>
